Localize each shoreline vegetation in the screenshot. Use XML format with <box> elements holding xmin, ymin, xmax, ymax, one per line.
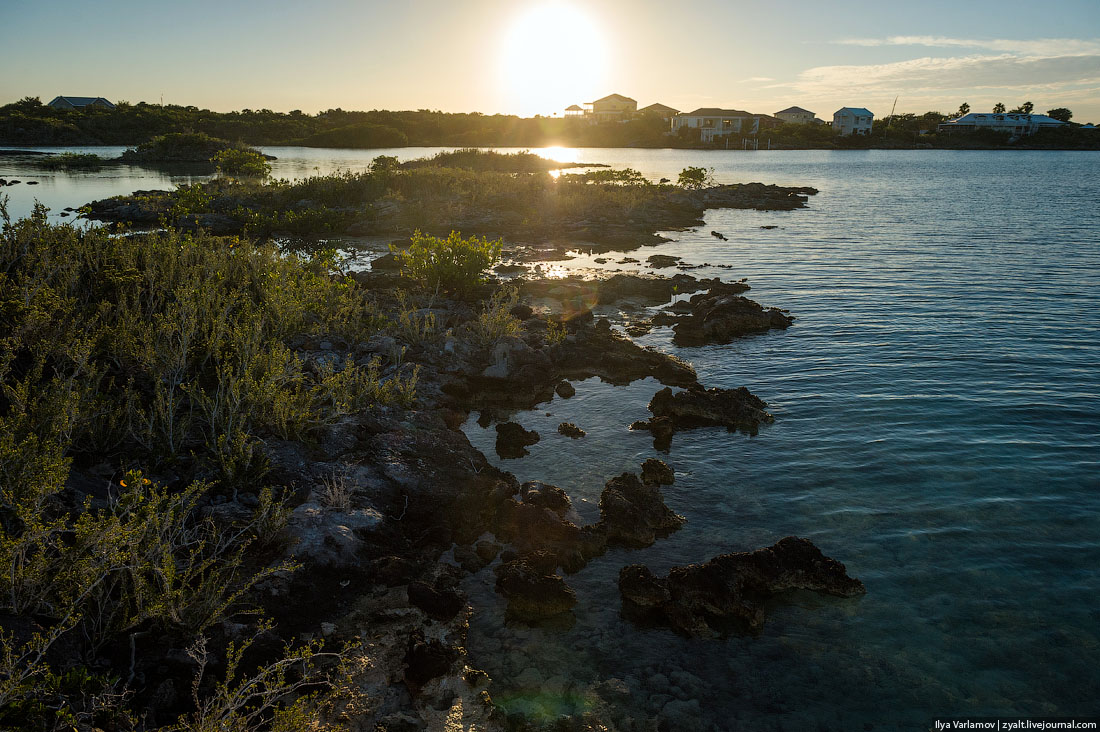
<box><xmin>20</xmin><ymin>132</ymin><xmax>277</xmax><ymax>175</ymax></box>
<box><xmin>3</xmin><ymin>96</ymin><xmax>1098</xmax><ymax>151</ymax></box>
<box><xmin>0</xmin><ymin>149</ymin><xmax>867</xmax><ymax>731</ymax></box>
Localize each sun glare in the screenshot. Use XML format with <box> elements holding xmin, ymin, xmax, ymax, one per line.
<box><xmin>499</xmin><ymin>4</ymin><xmax>608</xmax><ymax>117</ymax></box>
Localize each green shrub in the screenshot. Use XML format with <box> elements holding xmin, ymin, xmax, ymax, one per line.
<box><xmin>34</xmin><ymin>152</ymin><xmax>109</xmax><ymax>170</ymax></box>
<box><xmin>214</xmin><ymin>148</ymin><xmax>271</xmax><ymax>178</ymax></box>
<box><xmin>470</xmin><ymin>286</ymin><xmax>521</xmax><ymax>347</ymax></box>
<box><xmin>393</xmin><ymin>229</ymin><xmax>502</xmax><ymax>295</ymax></box>
<box><xmin>677</xmin><ymin>166</ymin><xmax>714</xmax><ymax>189</ymax></box>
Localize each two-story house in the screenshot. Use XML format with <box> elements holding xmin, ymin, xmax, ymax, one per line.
<box><xmin>833</xmin><ymin>107</ymin><xmax>873</xmax><ymax>136</ymax></box>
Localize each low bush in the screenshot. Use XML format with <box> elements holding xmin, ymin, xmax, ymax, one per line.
<box><xmin>213</xmin><ymin>148</ymin><xmax>271</xmax><ymax>178</ymax></box>
<box><xmin>393</xmin><ymin>229</ymin><xmax>502</xmax><ymax>295</ymax></box>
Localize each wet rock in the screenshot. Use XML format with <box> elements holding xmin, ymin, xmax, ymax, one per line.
<box><xmin>619</xmin><ymin>536</ymin><xmax>866</xmax><ymax>634</ymax></box>
<box><xmin>557</xmin><ymin>422</ymin><xmax>586</xmax><ymax>439</ymax></box>
<box><xmin>646</xmin><ymin>254</ymin><xmax>681</xmax><ymax>269</ymax></box>
<box><xmin>554</xmin><ymin>380</ymin><xmax>576</xmax><ymax>398</ymax></box>
<box><xmin>711</xmin><ymin>231</ymin><xmax>728</xmax><ymax>240</ymax></box>
<box><xmin>370</xmin><ymin>251</ymin><xmax>402</xmax><ymax>270</ymax></box>
<box><xmin>494</xmin><ymin>558</ymin><xmax>577</xmax><ymax>620</ymax></box>
<box><xmin>495</xmin><ymin>422</ymin><xmax>540</xmax><ymax>459</ymax></box>
<box><xmin>452</xmin><ymin>544</ymin><xmax>490</xmax><ymax>573</ymax></box>
<box><xmin>629</xmin><ymin>415</ymin><xmax>675</xmax><ymax>452</ymax></box>
<box><xmin>407</xmin><ymin>581</ymin><xmax>465</xmax><ymax>621</ymax></box>
<box><xmin>646</xmin><ymin>385</ymin><xmax>774</xmax><ymax>437</ymax></box>
<box><xmin>598</xmin><ymin>473</ymin><xmax>684</xmax><ymax>548</ymax></box>
<box><xmin>475</xmin><ymin>539</ymin><xmax>502</xmax><ymax>563</ymax></box>
<box><xmin>668</xmin><ymin>284</ymin><xmax>794</xmax><ymax>346</ymax></box>
<box><xmin>595</xmin><ymin>273</ymin><xmax>720</xmax><ymax>305</ymax></box>
<box><xmin>641</xmin><ymin>458</ymin><xmax>674</xmax><ymax>485</ymax></box>
<box><xmin>519</xmin><ymin>481</ymin><xmax>571</xmax><ymax>516</ymax></box>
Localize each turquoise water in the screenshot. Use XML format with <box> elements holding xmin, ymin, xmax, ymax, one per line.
<box><xmin>458</xmin><ymin>150</ymin><xmax>1100</xmax><ymax>729</ymax></box>
<box><xmin>4</xmin><ymin>147</ymin><xmax>1097</xmax><ymax>728</ymax></box>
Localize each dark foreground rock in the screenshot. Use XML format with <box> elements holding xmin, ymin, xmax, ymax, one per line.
<box><xmin>598</xmin><ymin>472</ymin><xmax>684</xmax><ymax>548</ymax></box>
<box><xmin>631</xmin><ymin>385</ymin><xmax>774</xmax><ymax>448</ymax></box>
<box><xmin>663</xmin><ymin>283</ymin><xmax>794</xmax><ymax>346</ymax></box>
<box><xmin>619</xmin><ymin>537</ymin><xmax>866</xmax><ymax>635</ymax></box>
<box><xmin>494</xmin><ymin>557</ymin><xmax>578</xmax><ymax>621</ymax></box>
<box><xmin>495</xmin><ymin>421</ymin><xmax>540</xmax><ymax>458</ymax></box>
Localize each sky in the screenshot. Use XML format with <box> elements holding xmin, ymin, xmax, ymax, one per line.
<box><xmin>3</xmin><ymin>0</ymin><xmax>1099</xmax><ymax>122</ymax></box>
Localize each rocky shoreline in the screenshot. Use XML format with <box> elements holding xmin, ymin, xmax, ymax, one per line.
<box><xmin>45</xmin><ymin>166</ymin><xmax>859</xmax><ymax>730</ymax></box>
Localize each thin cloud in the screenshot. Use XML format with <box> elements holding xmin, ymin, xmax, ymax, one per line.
<box><xmin>741</xmin><ymin>76</ymin><xmax>775</xmax><ymax>82</ymax></box>
<box><xmin>794</xmin><ymin>53</ymin><xmax>1100</xmax><ymax>95</ymax></box>
<box><xmin>836</xmin><ymin>36</ymin><xmax>1100</xmax><ymax>56</ymax></box>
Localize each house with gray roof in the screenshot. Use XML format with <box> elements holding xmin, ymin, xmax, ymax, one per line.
<box><xmin>47</xmin><ymin>96</ymin><xmax>117</xmax><ymax>111</ymax></box>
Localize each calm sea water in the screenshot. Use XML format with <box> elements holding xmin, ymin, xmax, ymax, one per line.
<box><xmin>3</xmin><ymin>147</ymin><xmax>1097</xmax><ymax>729</ymax></box>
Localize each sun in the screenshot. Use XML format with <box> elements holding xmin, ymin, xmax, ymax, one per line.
<box><xmin>499</xmin><ymin>4</ymin><xmax>608</xmax><ymax>117</ymax></box>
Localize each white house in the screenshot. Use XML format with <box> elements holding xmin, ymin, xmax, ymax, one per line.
<box><xmin>833</xmin><ymin>107</ymin><xmax>873</xmax><ymax>136</ymax></box>
<box><xmin>47</xmin><ymin>96</ymin><xmax>117</xmax><ymax>111</ymax></box>
<box><xmin>775</xmin><ymin>106</ymin><xmax>819</xmax><ymax>125</ymax></box>
<box><xmin>671</xmin><ymin>108</ymin><xmax>761</xmax><ymax>142</ymax></box>
<box><xmin>936</xmin><ymin>112</ymin><xmax>1067</xmax><ymax>136</ymax></box>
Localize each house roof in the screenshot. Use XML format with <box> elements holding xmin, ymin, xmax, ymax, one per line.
<box><xmin>944</xmin><ymin>113</ymin><xmax>1066</xmax><ymax>125</ymax></box>
<box><xmin>640</xmin><ymin>103</ymin><xmax>679</xmax><ymax>113</ymax></box>
<box><xmin>680</xmin><ymin>108</ymin><xmax>754</xmax><ymax>117</ymax></box>
<box><xmin>565</xmin><ymin>104</ymin><xmax>584</xmax><ymax>111</ymax></box>
<box><xmin>776</xmin><ymin>106</ymin><xmax>814</xmax><ymax>115</ymax></box>
<box><xmin>835</xmin><ymin>107</ymin><xmax>873</xmax><ymax>117</ymax></box>
<box><xmin>48</xmin><ymin>96</ymin><xmax>116</xmax><ymax>108</ymax></box>
<box><xmin>588</xmin><ymin>93</ymin><xmax>637</xmax><ymax>104</ymax></box>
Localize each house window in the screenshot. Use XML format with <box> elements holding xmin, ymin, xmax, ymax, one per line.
<box><xmin>703</xmin><ymin>119</ymin><xmax>714</xmax><ymax>127</ymax></box>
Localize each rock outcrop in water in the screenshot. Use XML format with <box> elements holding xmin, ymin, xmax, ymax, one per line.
<box><xmin>495</xmin><ymin>421</ymin><xmax>540</xmax><ymax>458</ymax></box>
<box><xmin>630</xmin><ymin>385</ymin><xmax>774</xmax><ymax>448</ymax></box>
<box><xmin>598</xmin><ymin>472</ymin><xmax>685</xmax><ymax>548</ymax></box>
<box><xmin>655</xmin><ymin>282</ymin><xmax>794</xmax><ymax>346</ymax></box>
<box><xmin>618</xmin><ymin>537</ymin><xmax>866</xmax><ymax>635</ymax></box>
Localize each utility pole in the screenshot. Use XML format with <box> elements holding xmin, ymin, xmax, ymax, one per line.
<box><xmin>884</xmin><ymin>96</ymin><xmax>898</xmax><ymax>140</ymax></box>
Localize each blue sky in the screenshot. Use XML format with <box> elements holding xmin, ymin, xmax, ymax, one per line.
<box><xmin>3</xmin><ymin>0</ymin><xmax>1098</xmax><ymax>121</ymax></box>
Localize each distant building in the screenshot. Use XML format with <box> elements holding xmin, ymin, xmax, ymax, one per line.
<box><xmin>833</xmin><ymin>107</ymin><xmax>873</xmax><ymax>136</ymax></box>
<box><xmin>584</xmin><ymin>93</ymin><xmax>637</xmax><ymax>122</ymax></box>
<box><xmin>775</xmin><ymin>106</ymin><xmax>819</xmax><ymax>125</ymax></box>
<box><xmin>638</xmin><ymin>103</ymin><xmax>680</xmax><ymax>121</ymax></box>
<box><xmin>47</xmin><ymin>96</ymin><xmax>117</xmax><ymax>111</ymax></box>
<box><xmin>937</xmin><ymin>112</ymin><xmax>1067</xmax><ymax>136</ymax></box>
<box><xmin>672</xmin><ymin>108</ymin><xmax>770</xmax><ymax>142</ymax></box>
<box><xmin>564</xmin><ymin>104</ymin><xmax>585</xmax><ymax>118</ymax></box>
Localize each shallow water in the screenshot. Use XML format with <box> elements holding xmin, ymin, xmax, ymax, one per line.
<box><xmin>4</xmin><ymin>146</ymin><xmax>1098</xmax><ymax>729</ymax></box>
<box><xmin>458</xmin><ymin>150</ymin><xmax>1100</xmax><ymax>730</ymax></box>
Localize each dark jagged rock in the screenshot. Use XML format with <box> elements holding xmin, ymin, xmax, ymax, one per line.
<box><xmin>403</xmin><ymin>631</ymin><xmax>459</xmax><ymax>687</ymax></box>
<box><xmin>598</xmin><ymin>472</ymin><xmax>684</xmax><ymax>548</ymax></box>
<box><xmin>557</xmin><ymin>422</ymin><xmax>586</xmax><ymax>438</ymax></box>
<box><xmin>641</xmin><ymin>458</ymin><xmax>675</xmax><ymax>485</ymax></box>
<box><xmin>647</xmin><ymin>254</ymin><xmax>681</xmax><ymax>269</ymax></box>
<box><xmin>509</xmin><ymin>303</ymin><xmax>534</xmax><ymax>320</ymax></box>
<box><xmin>494</xmin><ymin>558</ymin><xmax>577</xmax><ymax>620</ymax></box>
<box><xmin>629</xmin><ymin>415</ymin><xmax>675</xmax><ymax>452</ymax></box>
<box><xmin>647</xmin><ymin>385</ymin><xmax>774</xmax><ymax>436</ymax></box>
<box><xmin>494</xmin><ymin>422</ymin><xmax>539</xmax><ymax>459</ymax></box>
<box><xmin>519</xmin><ymin>481</ymin><xmax>571</xmax><ymax>516</ymax></box>
<box><xmin>667</xmin><ymin>284</ymin><xmax>794</xmax><ymax>346</ymax></box>
<box><xmin>407</xmin><ymin>581</ymin><xmax>465</xmax><ymax>621</ymax></box>
<box><xmin>711</xmin><ymin>231</ymin><xmax>728</xmax><ymax>240</ymax></box>
<box><xmin>619</xmin><ymin>537</ymin><xmax>866</xmax><ymax>635</ymax></box>
<box><xmin>554</xmin><ymin>380</ymin><xmax>576</xmax><ymax>398</ymax></box>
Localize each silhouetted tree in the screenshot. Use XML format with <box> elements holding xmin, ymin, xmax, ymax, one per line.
<box><xmin>993</xmin><ymin>102</ymin><xmax>1006</xmax><ymax>113</ymax></box>
<box><xmin>957</xmin><ymin>102</ymin><xmax>970</xmax><ymax>116</ymax></box>
<box><xmin>1009</xmin><ymin>101</ymin><xmax>1034</xmax><ymax>114</ymax></box>
<box><xmin>1046</xmin><ymin>107</ymin><xmax>1073</xmax><ymax>122</ymax></box>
